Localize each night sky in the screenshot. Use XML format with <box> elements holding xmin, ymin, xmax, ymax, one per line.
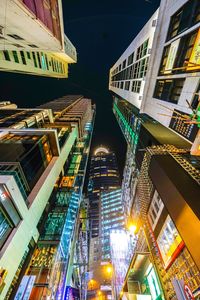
<box><xmin>0</xmin><ymin>0</ymin><xmax>160</xmax><ymax>176</ymax></box>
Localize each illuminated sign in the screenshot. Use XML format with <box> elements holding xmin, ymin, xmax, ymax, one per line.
<box><xmin>64</xmin><ymin>286</ymin><xmax>80</xmax><ymax>300</ymax></box>
<box><xmin>169</xmin><ymin>109</ymin><xmax>199</xmax><ymax>142</ymax></box>
<box><xmin>14</xmin><ymin>276</ymin><xmax>36</xmax><ymax>300</ymax></box>
<box><xmin>157</xmin><ymin>215</ymin><xmax>184</xmax><ymax>269</ymax></box>
<box><xmin>0</xmin><ymin>267</ymin><xmax>7</xmax><ymax>294</ymax></box>
<box><xmin>187</xmin><ymin>29</ymin><xmax>200</xmax><ymax>70</ymax></box>
<box><xmin>184</xmin><ymin>284</ymin><xmax>195</xmax><ymax>300</ymax></box>
<box><xmin>146</xmin><ymin>266</ymin><xmax>161</xmax><ymax>300</ymax></box>
<box><xmin>164</xmin><ymin>38</ymin><xmax>180</xmax><ymax>73</ymax></box>
<box><xmin>0</xmin><ymin>187</ymin><xmax>6</xmax><ymax>201</ymax></box>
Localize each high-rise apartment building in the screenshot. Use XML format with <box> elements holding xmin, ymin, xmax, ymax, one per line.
<box><xmin>109</xmin><ymin>1</ymin><xmax>200</xmax><ymax>299</ymax></box>
<box><xmin>87</xmin><ymin>148</ymin><xmax>123</xmax><ymax>299</ymax></box>
<box><xmin>0</xmin><ymin>95</ymin><xmax>95</xmax><ymax>300</ymax></box>
<box><xmin>0</xmin><ymin>1</ymin><xmax>77</xmax><ymax>78</ymax></box>
<box><xmin>141</xmin><ymin>0</ymin><xmax>200</xmax><ymax>155</ymax></box>
<box><xmin>88</xmin><ymin>148</ymin><xmax>121</xmax><ymax>238</ymax></box>
<box><xmin>109</xmin><ymin>0</ymin><xmax>200</xmax><ymax>155</ymax></box>
<box><xmin>109</xmin><ymin>9</ymin><xmax>159</xmax><ymax>109</ymax></box>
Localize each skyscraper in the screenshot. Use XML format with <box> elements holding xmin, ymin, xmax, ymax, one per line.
<box><xmin>87</xmin><ymin>147</ymin><xmax>124</xmax><ymax>299</ymax></box>
<box><xmin>88</xmin><ymin>147</ymin><xmax>121</xmax><ymax>238</ymax></box>
<box><xmin>109</xmin><ymin>1</ymin><xmax>200</xmax><ymax>299</ymax></box>
<box><xmin>0</xmin><ymin>95</ymin><xmax>95</xmax><ymax>300</ymax></box>
<box><xmin>0</xmin><ymin>1</ymin><xmax>77</xmax><ymax>78</ymax></box>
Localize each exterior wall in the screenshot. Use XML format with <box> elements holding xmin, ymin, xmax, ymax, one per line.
<box><xmin>0</xmin><ymin>126</ymin><xmax>78</xmax><ymax>299</ymax></box>
<box><xmin>141</xmin><ymin>0</ymin><xmax>200</xmax><ymax>145</ymax></box>
<box><xmin>109</xmin><ymin>9</ymin><xmax>159</xmax><ymax>109</ymax></box>
<box><xmin>0</xmin><ymin>50</ymin><xmax>69</xmax><ymax>78</ymax></box>
<box><xmin>0</xmin><ymin>0</ymin><xmax>63</xmax><ymax>52</ymax></box>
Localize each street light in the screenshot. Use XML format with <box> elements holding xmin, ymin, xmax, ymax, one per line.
<box><xmin>128</xmin><ymin>224</ymin><xmax>137</xmax><ymax>235</ymax></box>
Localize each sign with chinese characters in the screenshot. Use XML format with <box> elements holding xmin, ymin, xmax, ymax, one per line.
<box><xmin>169</xmin><ymin>109</ymin><xmax>199</xmax><ymax>142</ymax></box>
<box><xmin>184</xmin><ymin>284</ymin><xmax>195</xmax><ymax>300</ymax></box>
<box><xmin>0</xmin><ymin>267</ymin><xmax>7</xmax><ymax>294</ymax></box>
<box><xmin>164</xmin><ymin>38</ymin><xmax>180</xmax><ymax>73</ymax></box>
<box><xmin>64</xmin><ymin>286</ymin><xmax>80</xmax><ymax>300</ymax></box>
<box><xmin>187</xmin><ymin>29</ymin><xmax>200</xmax><ymax>70</ymax></box>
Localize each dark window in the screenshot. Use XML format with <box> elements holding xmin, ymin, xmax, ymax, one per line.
<box><xmin>28</xmin><ymin>44</ymin><xmax>38</xmax><ymax>48</ymax></box>
<box><xmin>0</xmin><ymin>185</ymin><xmax>21</xmax><ymax>249</ymax></box>
<box><xmin>122</xmin><ymin>59</ymin><xmax>126</xmax><ymax>69</ymax></box>
<box><xmin>132</xmin><ymin>81</ymin><xmax>141</xmax><ymax>93</ymax></box>
<box><xmin>154</xmin><ymin>78</ymin><xmax>185</xmax><ymax>104</ymax></box>
<box><xmin>120</xmin><ymin>81</ymin><xmax>124</xmax><ymax>89</ymax></box>
<box><xmin>125</xmin><ymin>81</ymin><xmax>130</xmax><ymax>91</ymax></box>
<box><xmin>26</xmin><ymin>52</ymin><xmax>31</xmax><ymax>59</ymax></box>
<box><xmin>37</xmin><ymin>53</ymin><xmax>42</xmax><ymax>68</ymax></box>
<box><xmin>128</xmin><ymin>53</ymin><xmax>134</xmax><ymax>65</ymax></box>
<box><xmin>32</xmin><ymin>52</ymin><xmax>37</xmax><ymax>67</ymax></box>
<box><xmin>3</xmin><ymin>50</ymin><xmax>10</xmax><ymax>61</ymax></box>
<box><xmin>136</xmin><ymin>39</ymin><xmax>149</xmax><ymax>60</ymax></box>
<box><xmin>12</xmin><ymin>51</ymin><xmax>19</xmax><ymax>63</ymax></box>
<box><xmin>20</xmin><ymin>51</ymin><xmax>26</xmax><ymax>65</ymax></box>
<box><xmin>7</xmin><ymin>34</ymin><xmax>24</xmax><ymax>40</ymax></box>
<box><xmin>167</xmin><ymin>0</ymin><xmax>200</xmax><ymax>41</ymax></box>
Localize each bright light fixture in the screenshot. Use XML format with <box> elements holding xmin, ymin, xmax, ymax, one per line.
<box><xmin>94</xmin><ymin>147</ymin><xmax>109</xmax><ymax>155</ymax></box>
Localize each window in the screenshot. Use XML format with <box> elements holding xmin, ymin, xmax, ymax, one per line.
<box><xmin>20</xmin><ymin>51</ymin><xmax>26</xmax><ymax>65</ymax></box>
<box><xmin>28</xmin><ymin>44</ymin><xmax>38</xmax><ymax>48</ymax></box>
<box><xmin>160</xmin><ymin>29</ymin><xmax>199</xmax><ymax>75</ymax></box>
<box><xmin>154</xmin><ymin>78</ymin><xmax>185</xmax><ymax>104</ymax></box>
<box><xmin>26</xmin><ymin>52</ymin><xmax>31</xmax><ymax>59</ymax></box>
<box><xmin>7</xmin><ymin>34</ymin><xmax>24</xmax><ymax>40</ymax></box>
<box><xmin>3</xmin><ymin>50</ymin><xmax>10</xmax><ymax>61</ymax></box>
<box><xmin>32</xmin><ymin>52</ymin><xmax>37</xmax><ymax>67</ymax></box>
<box><xmin>128</xmin><ymin>52</ymin><xmax>134</xmax><ymax>65</ymax></box>
<box><xmin>148</xmin><ymin>190</ymin><xmax>164</xmax><ymax>230</ymax></box>
<box><xmin>167</xmin><ymin>0</ymin><xmax>200</xmax><ymax>41</ymax></box>
<box><xmin>12</xmin><ymin>51</ymin><xmax>19</xmax><ymax>63</ymax></box>
<box><xmin>120</xmin><ymin>81</ymin><xmax>124</xmax><ymax>89</ymax></box>
<box><xmin>0</xmin><ymin>185</ymin><xmax>21</xmax><ymax>249</ymax></box>
<box><xmin>125</xmin><ymin>81</ymin><xmax>130</xmax><ymax>91</ymax></box>
<box><xmin>132</xmin><ymin>81</ymin><xmax>141</xmax><ymax>93</ymax></box>
<box><xmin>122</xmin><ymin>59</ymin><xmax>126</xmax><ymax>69</ymax></box>
<box><xmin>37</xmin><ymin>53</ymin><xmax>42</xmax><ymax>68</ymax></box>
<box><xmin>136</xmin><ymin>39</ymin><xmax>149</xmax><ymax>60</ymax></box>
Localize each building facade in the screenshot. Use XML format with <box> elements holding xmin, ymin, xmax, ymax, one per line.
<box><xmin>109</xmin><ymin>9</ymin><xmax>159</xmax><ymax>109</ymax></box>
<box><xmin>109</xmin><ymin>2</ymin><xmax>200</xmax><ymax>299</ymax></box>
<box><xmin>87</xmin><ymin>148</ymin><xmax>124</xmax><ymax>299</ymax></box>
<box><xmin>140</xmin><ymin>0</ymin><xmax>200</xmax><ymax>154</ymax></box>
<box><xmin>0</xmin><ymin>95</ymin><xmax>95</xmax><ymax>300</ymax></box>
<box><xmin>0</xmin><ymin>1</ymin><xmax>77</xmax><ymax>78</ymax></box>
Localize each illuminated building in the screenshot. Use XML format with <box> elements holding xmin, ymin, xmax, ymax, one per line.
<box><xmin>140</xmin><ymin>0</ymin><xmax>200</xmax><ymax>154</ymax></box>
<box><xmin>0</xmin><ymin>95</ymin><xmax>95</xmax><ymax>299</ymax></box>
<box><xmin>110</xmin><ymin>1</ymin><xmax>200</xmax><ymax>295</ymax></box>
<box><xmin>100</xmin><ymin>189</ymin><xmax>124</xmax><ymax>261</ymax></box>
<box><xmin>121</xmin><ymin>145</ymin><xmax>200</xmax><ymax>300</ymax></box>
<box><xmin>87</xmin><ymin>149</ymin><xmax>121</xmax><ymax>299</ymax></box>
<box><xmin>88</xmin><ymin>148</ymin><xmax>121</xmax><ymax>238</ymax></box>
<box><xmin>109</xmin><ymin>9</ymin><xmax>159</xmax><ymax>109</ymax></box>
<box><xmin>0</xmin><ymin>1</ymin><xmax>76</xmax><ymax>78</ymax></box>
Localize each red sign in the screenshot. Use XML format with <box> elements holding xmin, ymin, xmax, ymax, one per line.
<box><xmin>184</xmin><ymin>284</ymin><xmax>194</xmax><ymax>300</ymax></box>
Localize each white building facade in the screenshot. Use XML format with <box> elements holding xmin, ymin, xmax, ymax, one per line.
<box><xmin>109</xmin><ymin>9</ymin><xmax>159</xmax><ymax>109</ymax></box>
<box><xmin>141</xmin><ymin>0</ymin><xmax>200</xmax><ymax>154</ymax></box>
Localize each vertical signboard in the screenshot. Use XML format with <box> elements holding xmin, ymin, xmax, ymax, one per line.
<box><xmin>14</xmin><ymin>275</ymin><xmax>36</xmax><ymax>300</ymax></box>
<box><xmin>187</xmin><ymin>29</ymin><xmax>200</xmax><ymax>70</ymax></box>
